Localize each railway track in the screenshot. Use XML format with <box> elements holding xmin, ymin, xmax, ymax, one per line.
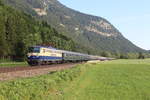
<box><xmin>0</xmin><ymin>63</ymin><xmax>79</xmax><ymax>73</ymax></box>
<box><xmin>0</xmin><ymin>63</ymin><xmax>80</xmax><ymax>81</ymax></box>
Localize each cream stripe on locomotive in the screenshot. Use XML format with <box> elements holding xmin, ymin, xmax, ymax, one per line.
<box><xmin>39</xmin><ymin>47</ymin><xmax>62</xmax><ymax>57</ymax></box>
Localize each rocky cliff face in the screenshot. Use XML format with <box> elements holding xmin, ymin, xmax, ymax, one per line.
<box><xmin>4</xmin><ymin>0</ymin><xmax>146</xmax><ymax>53</ymax></box>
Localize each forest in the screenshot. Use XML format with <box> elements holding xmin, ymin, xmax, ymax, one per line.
<box><xmin>0</xmin><ymin>1</ymin><xmax>75</xmax><ymax>61</ymax></box>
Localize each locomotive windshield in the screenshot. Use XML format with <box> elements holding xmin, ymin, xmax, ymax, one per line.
<box><xmin>28</xmin><ymin>47</ymin><xmax>40</xmax><ymax>53</ymax></box>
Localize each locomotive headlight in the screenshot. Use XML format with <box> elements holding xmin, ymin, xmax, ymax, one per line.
<box><xmin>27</xmin><ymin>54</ymin><xmax>31</xmax><ymax>58</ymax></box>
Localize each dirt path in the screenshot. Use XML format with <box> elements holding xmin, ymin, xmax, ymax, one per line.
<box><xmin>0</xmin><ymin>63</ymin><xmax>79</xmax><ymax>81</ymax></box>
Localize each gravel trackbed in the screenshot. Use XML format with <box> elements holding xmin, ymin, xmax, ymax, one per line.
<box><xmin>0</xmin><ymin>63</ymin><xmax>79</xmax><ymax>81</ymax></box>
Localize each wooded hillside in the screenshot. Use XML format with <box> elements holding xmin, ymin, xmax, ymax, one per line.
<box><xmin>0</xmin><ymin>2</ymin><xmax>75</xmax><ymax>60</ymax></box>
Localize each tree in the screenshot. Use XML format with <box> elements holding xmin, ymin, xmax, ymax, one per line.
<box><xmin>138</xmin><ymin>52</ymin><xmax>145</xmax><ymax>59</ymax></box>
<box><xmin>101</xmin><ymin>51</ymin><xmax>111</xmax><ymax>57</ymax></box>
<box><xmin>0</xmin><ymin>15</ymin><xmax>8</xmax><ymax>59</ymax></box>
<box><xmin>120</xmin><ymin>53</ymin><xmax>128</xmax><ymax>59</ymax></box>
<box><xmin>0</xmin><ymin>0</ymin><xmax>4</xmax><ymax>6</ymax></box>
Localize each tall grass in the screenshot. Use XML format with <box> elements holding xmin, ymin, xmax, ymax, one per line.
<box><xmin>0</xmin><ymin>64</ymin><xmax>83</xmax><ymax>100</ymax></box>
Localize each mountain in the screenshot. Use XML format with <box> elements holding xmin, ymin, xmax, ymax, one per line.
<box><xmin>0</xmin><ymin>1</ymin><xmax>75</xmax><ymax>60</ymax></box>
<box><xmin>4</xmin><ymin>0</ymin><xmax>146</xmax><ymax>54</ymax></box>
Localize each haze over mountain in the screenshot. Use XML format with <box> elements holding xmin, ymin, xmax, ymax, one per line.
<box><xmin>4</xmin><ymin>0</ymin><xmax>146</xmax><ymax>54</ymax></box>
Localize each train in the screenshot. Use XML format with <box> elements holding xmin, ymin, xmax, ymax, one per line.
<box><xmin>27</xmin><ymin>46</ymin><xmax>112</xmax><ymax>66</ymax></box>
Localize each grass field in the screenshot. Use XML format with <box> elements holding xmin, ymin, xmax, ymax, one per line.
<box><xmin>0</xmin><ymin>62</ymin><xmax>28</xmax><ymax>67</ymax></box>
<box><xmin>0</xmin><ymin>59</ymin><xmax>150</xmax><ymax>100</ymax></box>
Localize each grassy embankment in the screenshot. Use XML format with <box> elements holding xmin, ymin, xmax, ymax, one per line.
<box><xmin>0</xmin><ymin>59</ymin><xmax>150</xmax><ymax>100</ymax></box>
<box><xmin>0</xmin><ymin>59</ymin><xmax>28</xmax><ymax>67</ymax></box>
<box><xmin>0</xmin><ymin>62</ymin><xmax>27</xmax><ymax>67</ymax></box>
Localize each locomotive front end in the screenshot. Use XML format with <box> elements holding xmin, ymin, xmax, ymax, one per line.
<box><xmin>27</xmin><ymin>46</ymin><xmax>41</xmax><ymax>65</ymax></box>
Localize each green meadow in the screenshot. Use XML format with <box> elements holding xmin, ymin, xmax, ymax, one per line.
<box><xmin>0</xmin><ymin>59</ymin><xmax>150</xmax><ymax>100</ymax></box>
<box><xmin>0</xmin><ymin>62</ymin><xmax>27</xmax><ymax>67</ymax></box>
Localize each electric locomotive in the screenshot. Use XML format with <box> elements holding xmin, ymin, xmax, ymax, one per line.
<box><xmin>27</xmin><ymin>46</ymin><xmax>63</xmax><ymax>65</ymax></box>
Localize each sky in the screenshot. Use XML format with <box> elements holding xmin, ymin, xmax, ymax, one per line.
<box><xmin>58</xmin><ymin>0</ymin><xmax>150</xmax><ymax>50</ymax></box>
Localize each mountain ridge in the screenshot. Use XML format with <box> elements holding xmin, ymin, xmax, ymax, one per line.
<box><xmin>4</xmin><ymin>0</ymin><xmax>146</xmax><ymax>54</ymax></box>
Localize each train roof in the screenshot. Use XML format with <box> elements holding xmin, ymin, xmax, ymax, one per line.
<box><xmin>32</xmin><ymin>46</ymin><xmax>57</xmax><ymax>50</ymax></box>
<box><xmin>31</xmin><ymin>46</ymin><xmax>108</xmax><ymax>58</ymax></box>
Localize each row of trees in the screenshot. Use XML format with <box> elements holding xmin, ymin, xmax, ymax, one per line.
<box><xmin>0</xmin><ymin>3</ymin><xmax>75</xmax><ymax>61</ymax></box>
<box><xmin>74</xmin><ymin>43</ymin><xmax>150</xmax><ymax>59</ymax></box>
<box><xmin>100</xmin><ymin>51</ymin><xmax>150</xmax><ymax>59</ymax></box>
